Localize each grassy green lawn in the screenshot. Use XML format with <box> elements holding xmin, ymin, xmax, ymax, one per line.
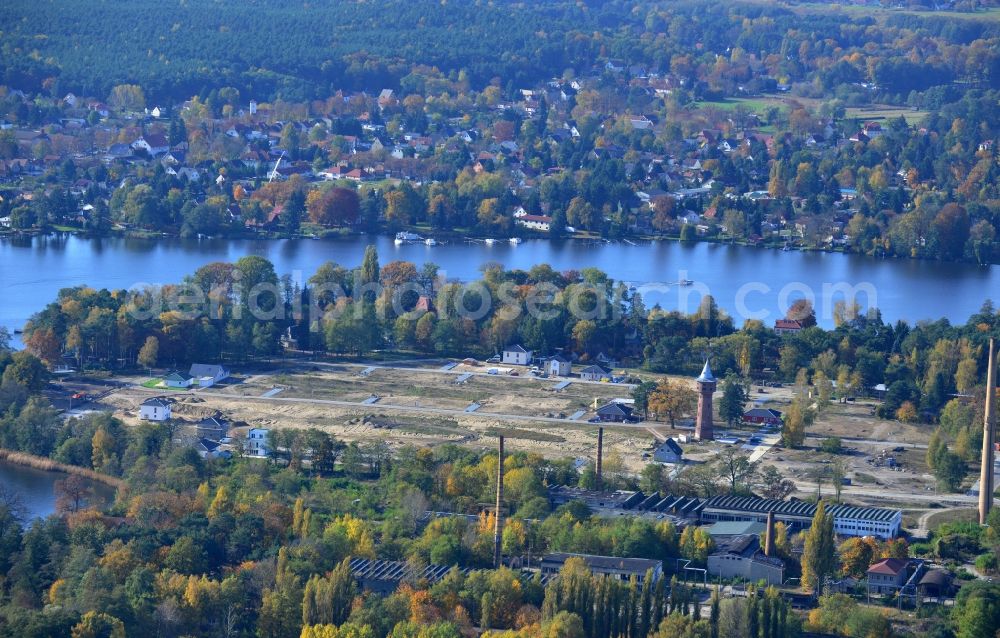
<box><xmin>141</xmin><ymin>378</ymin><xmax>188</xmax><ymax>392</ymax></box>
<box><xmin>693</xmin><ymin>94</ymin><xmax>930</xmax><ymax>128</ymax></box>
<box><xmin>693</xmin><ymin>96</ymin><xmax>787</xmax><ymax>113</ymax></box>
<box><xmin>844</xmin><ymin>105</ymin><xmax>929</xmax><ymax>125</ymax></box>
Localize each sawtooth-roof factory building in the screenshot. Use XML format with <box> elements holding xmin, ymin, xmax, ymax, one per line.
<box><xmin>701</xmin><ymin>495</ymin><xmax>902</xmax><ymax>540</ymax></box>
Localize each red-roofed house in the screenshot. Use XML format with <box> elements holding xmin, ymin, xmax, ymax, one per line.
<box><xmin>867</xmin><ymin>558</ymin><xmax>910</xmax><ymax>595</ymax></box>
<box><xmin>131</xmin><ymin>133</ymin><xmax>169</xmax><ymax>156</ymax></box>
<box><xmin>774</xmin><ymin>319</ymin><xmax>803</xmax><ymax>335</ymax></box>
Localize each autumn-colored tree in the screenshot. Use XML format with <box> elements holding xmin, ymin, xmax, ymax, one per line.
<box><xmin>679</xmin><ymin>526</ymin><xmax>715</xmax><ymax>564</ymax></box>
<box><xmin>108</xmin><ymin>84</ymin><xmax>145</xmax><ymax>111</ymax></box>
<box><xmin>71</xmin><ymin>611</ymin><xmax>126</xmax><ymax>638</ymax></box>
<box><xmin>54</xmin><ymin>475</ymin><xmax>91</xmax><ymax>514</ymax></box>
<box><xmin>647</xmin><ymin>379</ymin><xmax>697</xmax><ymax>427</ymax></box>
<box><xmin>308</xmin><ymin>187</ymin><xmax>360</xmax><ymax>227</ymax></box>
<box><xmin>896</xmin><ymin>401</ymin><xmax>918</xmax><ymax>423</ymax></box>
<box><xmin>802</xmin><ymin>501</ymin><xmax>836</xmax><ymax>594</ymax></box>
<box><xmin>138</xmin><ymin>335</ymin><xmax>159</xmax><ymax>371</ymax></box>
<box><xmin>838</xmin><ymin>536</ymin><xmax>879</xmax><ymax>578</ymax></box>
<box><xmin>25</xmin><ymin>326</ymin><xmax>62</xmax><ymax>366</ymax></box>
<box><xmin>91</xmin><ymin>427</ymin><xmax>118</xmax><ymax>473</ymax></box>
<box><xmin>781</xmin><ymin>398</ymin><xmax>811</xmax><ymax>448</ymax></box>
<box><xmin>571</xmin><ymin>320</ymin><xmax>597</xmax><ymax>353</ymax></box>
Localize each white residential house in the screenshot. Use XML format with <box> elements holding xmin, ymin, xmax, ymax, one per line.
<box><xmin>502</xmin><ymin>345</ymin><xmax>532</xmax><ymax>366</ymax></box>
<box><xmin>139</xmin><ymin>397</ymin><xmax>172</xmax><ymax>421</ymax></box>
<box><xmin>547</xmin><ymin>355</ymin><xmax>572</xmax><ymax>377</ymax></box>
<box><xmin>189</xmin><ymin>363</ymin><xmax>230</xmax><ymax>388</ymax></box>
<box><xmin>247</xmin><ymin>428</ymin><xmax>270</xmax><ymax>458</ymax></box>
<box><xmin>516</xmin><ymin>214</ymin><xmax>553</xmax><ymax>232</ymax></box>
<box><xmin>653</xmin><ymin>438</ymin><xmax>684</xmax><ymax>464</ymax></box>
<box><xmin>131</xmin><ymin>133</ymin><xmax>170</xmax><ymax>156</ymax></box>
<box><xmin>163</xmin><ymin>371</ymin><xmax>194</xmax><ymax>388</ymax></box>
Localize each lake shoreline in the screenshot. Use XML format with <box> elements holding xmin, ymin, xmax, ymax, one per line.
<box><xmin>2</xmin><ymin>226</ymin><xmax>996</xmax><ymax>268</ymax></box>
<box><xmin>0</xmin><ymin>449</ymin><xmax>126</xmax><ymax>492</ymax></box>
<box><xmin>2</xmin><ymin>233</ymin><xmax>997</xmax><ymax>332</ymax></box>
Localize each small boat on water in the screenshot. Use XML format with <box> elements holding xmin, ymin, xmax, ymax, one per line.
<box><xmin>395</xmin><ymin>231</ymin><xmax>423</xmax><ymax>245</ymax></box>
<box><xmin>484</xmin><ymin>238</ymin><xmax>496</xmax><ymax>245</ymax></box>
<box><xmin>424</xmin><ymin>238</ymin><xmax>437</xmax><ymax>246</ymax></box>
<box><xmin>509</xmin><ymin>237</ymin><xmax>522</xmax><ymax>245</ymax></box>
<box><xmin>678</xmin><ymin>279</ymin><xmax>693</xmax><ymax>286</ymax></box>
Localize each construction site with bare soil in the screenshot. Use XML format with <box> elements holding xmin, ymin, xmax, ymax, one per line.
<box><xmin>75</xmin><ymin>356</ymin><xmax>958</xmax><ymax>520</ymax></box>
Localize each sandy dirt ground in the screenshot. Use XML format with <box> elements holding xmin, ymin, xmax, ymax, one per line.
<box><xmin>99</xmin><ymin>364</ymin><xmax>663</xmax><ymax>471</ymax></box>
<box><xmin>80</xmin><ymin>361</ymin><xmax>943</xmax><ymax>508</ymax></box>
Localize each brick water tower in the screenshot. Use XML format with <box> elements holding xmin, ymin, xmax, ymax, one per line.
<box><xmin>695</xmin><ymin>360</ymin><xmax>716</xmax><ymax>441</ymax></box>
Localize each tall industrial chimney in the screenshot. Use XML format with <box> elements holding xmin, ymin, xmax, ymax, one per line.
<box><xmin>596</xmin><ymin>427</ymin><xmax>604</xmax><ymax>491</ymax></box>
<box><xmin>980</xmin><ymin>339</ymin><xmax>997</xmax><ymax>525</ymax></box>
<box><xmin>764</xmin><ymin>511</ymin><xmax>776</xmax><ymax>557</ymax></box>
<box><xmin>493</xmin><ymin>436</ymin><xmax>505</xmax><ymax>567</ymax></box>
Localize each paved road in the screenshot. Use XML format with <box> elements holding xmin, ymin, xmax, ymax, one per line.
<box><xmin>747</xmin><ymin>433</ymin><xmax>783</xmax><ymax>463</ymax></box>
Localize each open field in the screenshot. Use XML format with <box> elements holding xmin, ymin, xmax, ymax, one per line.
<box><xmin>793</xmin><ymin>2</ymin><xmax>1000</xmax><ymax>22</ymax></box>
<box><xmin>740</xmin><ymin>0</ymin><xmax>1000</xmax><ymax>22</ymax></box>
<box><xmin>98</xmin><ymin>361</ymin><xmax>663</xmax><ymax>471</ymax></box>
<box><xmin>844</xmin><ymin>105</ymin><xmax>929</xmax><ymax>125</ymax></box>
<box><xmin>86</xmin><ymin>358</ymin><xmax>957</xmax><ymax>515</ymax></box>
<box><xmin>694</xmin><ymin>95</ymin><xmax>930</xmax><ymax>128</ymax></box>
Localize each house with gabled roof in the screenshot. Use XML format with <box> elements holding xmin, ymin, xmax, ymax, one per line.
<box><xmin>546</xmin><ymin>354</ymin><xmax>572</xmax><ymax>377</ymax></box>
<box><xmin>189</xmin><ymin>363</ymin><xmax>229</xmax><ymax>387</ymax></box>
<box><xmin>653</xmin><ymin>438</ymin><xmax>683</xmax><ymax>463</ymax></box>
<box><xmin>163</xmin><ymin>370</ymin><xmax>194</xmax><ymax>388</ymax></box>
<box><xmin>579</xmin><ymin>364</ymin><xmax>612</xmax><ymax>382</ymax></box>
<box><xmin>774</xmin><ymin>319</ymin><xmax>803</xmax><ymax>335</ymax></box>
<box><xmin>196</xmin><ymin>437</ymin><xmax>230</xmax><ymax>460</ymax></box>
<box><xmin>867</xmin><ymin>558</ymin><xmax>911</xmax><ymax>595</ymax></box>
<box><xmin>595</xmin><ymin>401</ymin><xmax>637</xmax><ymax>423</ymax></box>
<box><xmin>743</xmin><ymin>408</ymin><xmax>782</xmax><ymax>426</ymax></box>
<box><xmin>131</xmin><ymin>133</ymin><xmax>169</xmax><ymax>156</ymax></box>
<box><xmin>502</xmin><ymin>344</ymin><xmax>532</xmax><ymax>366</ymax></box>
<box><xmin>139</xmin><ymin>397</ymin><xmax>172</xmax><ymax>421</ymax></box>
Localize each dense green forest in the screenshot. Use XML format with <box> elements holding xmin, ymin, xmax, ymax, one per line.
<box><xmin>4</xmin><ymin>0</ymin><xmax>1000</xmax><ymax>102</ymax></box>
<box><xmin>0</xmin><ymin>0</ymin><xmax>606</xmax><ymax>101</ymax></box>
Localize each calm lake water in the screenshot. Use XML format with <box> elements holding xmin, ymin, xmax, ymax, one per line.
<box><xmin>0</xmin><ymin>459</ymin><xmax>113</xmax><ymax>523</ymax></box>
<box><xmin>1</xmin><ymin>233</ymin><xmax>997</xmax><ymax>339</ymax></box>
